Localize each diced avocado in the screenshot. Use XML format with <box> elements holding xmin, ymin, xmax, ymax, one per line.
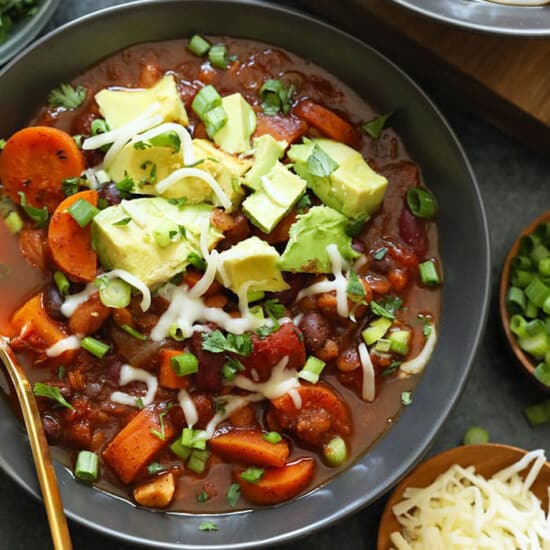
<box><xmin>242</xmin><ymin>162</ymin><xmax>306</xmax><ymax>234</ymax></box>
<box><xmin>95</xmin><ymin>75</ymin><xmax>188</xmax><ymax>129</ymax></box>
<box><xmin>288</xmin><ymin>138</ymin><xmax>388</xmax><ymax>220</ymax></box>
<box><xmin>213</xmin><ymin>93</ymin><xmax>256</xmax><ymax>154</ymax></box>
<box><xmin>217</xmin><ymin>236</ymin><xmax>289</xmax><ymax>294</ymax></box>
<box><xmin>91</xmin><ymin>198</ymin><xmax>223</xmax><ymax>288</ymax></box>
<box><xmin>243</xmin><ymin>135</ymin><xmax>288</xmax><ymax>190</ymax></box>
<box><xmin>107</xmin><ymin>139</ymin><xmax>250</xmax><ymax>210</ymax></box>
<box><xmin>279</xmin><ymin>205</ymin><xmax>359</xmax><ymax>273</ymax></box>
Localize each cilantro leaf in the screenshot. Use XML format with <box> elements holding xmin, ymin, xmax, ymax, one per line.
<box><xmin>259</xmin><ymin>79</ymin><xmax>295</xmax><ymax>116</ymax></box>
<box><xmin>199</xmin><ymin>521</ymin><xmax>218</xmax><ymax>532</ymax></box>
<box><xmin>48</xmin><ymin>83</ymin><xmax>87</xmax><ymax>110</ymax></box>
<box><xmin>346</xmin><ymin>271</ymin><xmax>365</xmax><ymax>302</ymax></box>
<box><xmin>264</xmin><ymin>299</ymin><xmax>285</xmax><ymax>320</ymax></box>
<box><xmin>362</xmin><ymin>112</ymin><xmax>392</xmax><ymax>139</ymax></box>
<box><xmin>306</xmin><ymin>144</ymin><xmax>338</xmax><ymax>178</ymax></box>
<box><xmin>62</xmin><ymin>177</ymin><xmax>81</xmax><ymax>197</ymax></box>
<box><xmin>147</xmin><ymin>462</ymin><xmax>165</xmax><ymax>475</ymax></box>
<box><xmin>33</xmin><ymin>382</ymin><xmax>73</xmax><ymax>409</ymax></box>
<box><xmin>201</xmin><ymin>330</ymin><xmax>253</xmax><ymax>356</ymax></box>
<box><xmin>295</xmin><ymin>194</ymin><xmax>312</xmax><ymax>212</ymax></box>
<box><xmin>187</xmin><ymin>252</ymin><xmax>206</xmax><ymax>271</ymax></box>
<box><xmin>373</xmin><ymin>247</ymin><xmax>388</xmax><ymax>260</ymax></box>
<box><xmin>226</xmin><ymin>483</ymin><xmax>241</xmax><ymax>507</ymax></box>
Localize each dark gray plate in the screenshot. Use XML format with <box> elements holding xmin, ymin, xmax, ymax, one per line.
<box><xmin>391</xmin><ymin>0</ymin><xmax>550</xmax><ymax>36</ymax></box>
<box><xmin>0</xmin><ymin>1</ymin><xmax>490</xmax><ymax>547</ymax></box>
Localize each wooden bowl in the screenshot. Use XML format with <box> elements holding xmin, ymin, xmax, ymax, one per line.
<box><xmin>377</xmin><ymin>443</ymin><xmax>550</xmax><ymax>549</ymax></box>
<box><xmin>500</xmin><ymin>210</ymin><xmax>550</xmax><ymax>393</ymax></box>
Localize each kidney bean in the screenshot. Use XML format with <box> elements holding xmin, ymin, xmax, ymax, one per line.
<box><xmin>274</xmin><ymin>273</ymin><xmax>312</xmax><ymax>306</ymax></box>
<box><xmin>104</xmin><ymin>358</ymin><xmax>123</xmax><ymax>382</ymax></box>
<box><xmin>99</xmin><ymin>182</ymin><xmax>122</xmax><ymax>206</ymax></box>
<box><xmin>299</xmin><ymin>312</ymin><xmax>330</xmax><ymax>353</ymax></box>
<box><xmin>352</xmin><ymin>239</ymin><xmax>366</xmax><ymax>254</ymax></box>
<box><xmin>398</xmin><ymin>207</ymin><xmax>427</xmax><ymax>258</ymax></box>
<box><xmin>42</xmin><ymin>414</ymin><xmax>61</xmax><ymax>442</ymax></box>
<box><xmin>42</xmin><ymin>284</ymin><xmax>65</xmax><ymax>321</ymax></box>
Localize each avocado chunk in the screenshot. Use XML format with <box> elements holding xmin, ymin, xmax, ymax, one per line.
<box><xmin>213</xmin><ymin>93</ymin><xmax>256</xmax><ymax>154</ymax></box>
<box><xmin>242</xmin><ymin>162</ymin><xmax>306</xmax><ymax>234</ymax></box>
<box><xmin>279</xmin><ymin>205</ymin><xmax>359</xmax><ymax>273</ymax></box>
<box><xmin>95</xmin><ymin>75</ymin><xmax>188</xmax><ymax>129</ymax></box>
<box><xmin>217</xmin><ymin>236</ymin><xmax>289</xmax><ymax>294</ymax></box>
<box><xmin>288</xmin><ymin>138</ymin><xmax>388</xmax><ymax>220</ymax></box>
<box><xmin>107</xmin><ymin>138</ymin><xmax>250</xmax><ymax>210</ymax></box>
<box><xmin>243</xmin><ymin>135</ymin><xmax>288</xmax><ymax>191</ymax></box>
<box><xmin>91</xmin><ymin>198</ymin><xmax>223</xmax><ymax>288</ymax></box>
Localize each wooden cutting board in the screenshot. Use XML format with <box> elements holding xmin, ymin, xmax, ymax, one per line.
<box><xmin>299</xmin><ymin>0</ymin><xmax>550</xmax><ymax>154</ymax></box>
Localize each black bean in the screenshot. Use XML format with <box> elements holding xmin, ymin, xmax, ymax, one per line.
<box><xmin>43</xmin><ymin>284</ymin><xmax>65</xmax><ymax>321</ymax></box>
<box><xmin>99</xmin><ymin>182</ymin><xmax>121</xmax><ymax>206</ymax></box>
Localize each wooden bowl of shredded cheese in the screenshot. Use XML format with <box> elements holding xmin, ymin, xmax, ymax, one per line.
<box><xmin>377</xmin><ymin>444</ymin><xmax>550</xmax><ymax>549</ymax></box>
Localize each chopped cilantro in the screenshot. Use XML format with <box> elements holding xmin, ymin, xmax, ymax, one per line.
<box><xmin>306</xmin><ymin>144</ymin><xmax>338</xmax><ymax>178</ymax></box>
<box><xmin>48</xmin><ymin>83</ymin><xmax>86</xmax><ymax>110</ymax></box>
<box><xmin>33</xmin><ymin>382</ymin><xmax>73</xmax><ymax>409</ymax></box>
<box><xmin>202</xmin><ymin>330</ymin><xmax>253</xmax><ymax>356</ymax></box>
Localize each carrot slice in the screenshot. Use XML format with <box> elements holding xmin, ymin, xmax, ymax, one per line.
<box><xmin>254</xmin><ymin>114</ymin><xmax>307</xmax><ymax>144</ymax></box>
<box><xmin>47</xmin><ymin>189</ymin><xmax>98</xmax><ymax>282</ymax></box>
<box><xmin>11</xmin><ymin>293</ymin><xmax>67</xmax><ymax>349</ymax></box>
<box><xmin>293</xmin><ymin>100</ymin><xmax>361</xmax><ymax>147</ymax></box>
<box><xmin>235</xmin><ymin>458</ymin><xmax>315</xmax><ymax>505</ymax></box>
<box><xmin>103</xmin><ymin>406</ymin><xmax>176</xmax><ymax>484</ymax></box>
<box><xmin>270</xmin><ymin>384</ymin><xmax>351</xmax><ymax>447</ymax></box>
<box><xmin>210</xmin><ymin>429</ymin><xmax>289</xmax><ymax>468</ymax></box>
<box><xmin>0</xmin><ymin>126</ymin><xmax>85</xmax><ymax>212</ymax></box>
<box><xmin>159</xmin><ymin>349</ymin><xmax>190</xmax><ymax>390</ymax></box>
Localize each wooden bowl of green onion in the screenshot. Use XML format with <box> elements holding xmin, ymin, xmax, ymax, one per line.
<box><xmin>500</xmin><ymin>211</ymin><xmax>550</xmax><ymax>392</ymax></box>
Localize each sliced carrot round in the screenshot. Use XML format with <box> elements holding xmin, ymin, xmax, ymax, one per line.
<box><xmin>0</xmin><ymin>126</ymin><xmax>85</xmax><ymax>212</ymax></box>
<box><xmin>235</xmin><ymin>458</ymin><xmax>315</xmax><ymax>505</ymax></box>
<box><xmin>48</xmin><ymin>189</ymin><xmax>98</xmax><ymax>282</ymax></box>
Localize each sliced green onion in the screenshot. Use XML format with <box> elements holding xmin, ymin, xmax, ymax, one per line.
<box><xmin>187</xmin><ymin>449</ymin><xmax>210</xmax><ymax>474</ymax></box>
<box><xmin>419</xmin><ymin>260</ymin><xmax>440</xmax><ymax>286</ymax></box>
<box><xmin>171</xmin><ymin>352</ymin><xmax>199</xmax><ymax>376</ymax></box>
<box><xmin>75</xmin><ymin>450</ymin><xmax>99</xmax><ymax>482</ymax></box>
<box><xmin>519</xmin><ymin>233</ymin><xmax>542</xmax><ymax>255</ymax></box>
<box><xmin>91</xmin><ymin>118</ymin><xmax>110</xmax><ymax>136</ymax></box>
<box><xmin>525</xmin><ymin>300</ymin><xmax>539</xmax><ymax>318</ymax></box>
<box><xmin>179</xmin><ymin>428</ymin><xmax>207</xmax><ymax>450</ymax></box>
<box><xmin>323</xmin><ymin>436</ymin><xmax>347</xmax><ymax>467</ymax></box>
<box><xmin>531</xmin><ymin>244</ymin><xmax>550</xmax><ymax>264</ymax></box>
<box><xmin>68</xmin><ymin>198</ymin><xmax>99</xmax><ymax>228</ymax></box>
<box><xmin>247</xmin><ymin>289</ymin><xmax>265</xmax><ymax>302</ymax></box>
<box><xmin>263</xmin><ymin>431</ymin><xmax>282</xmax><ymax>444</ymax></box>
<box><xmin>362</xmin><ymin>317</ymin><xmax>392</xmax><ymax>346</ymax></box>
<box><xmin>149</xmin><ymin>131</ymin><xmax>181</xmax><ymax>152</ymax></box>
<box><xmin>81</xmin><ymin>336</ymin><xmax>110</xmax><ymax>358</ymax></box>
<box><xmin>168</xmin><ymin>324</ymin><xmax>185</xmax><ymax>341</ymax></box>
<box><xmin>374</xmin><ymin>338</ymin><xmax>392</xmax><ymax>353</ymax></box>
<box><xmin>401</xmin><ymin>391</ymin><xmax>413</xmax><ymax>406</ymax></box>
<box><xmin>406</xmin><ymin>188</ymin><xmax>437</xmax><ymax>219</ymax></box>
<box><xmin>511</xmin><ymin>255</ymin><xmax>532</xmax><ymax>270</ymax></box>
<box><xmin>463</xmin><ymin>426</ymin><xmax>489</xmax><ymax>445</ymax></box>
<box><xmin>523</xmin><ymin>399</ymin><xmax>550</xmax><ymax>427</ymax></box>
<box><xmin>506</xmin><ymin>286</ymin><xmax>526</xmax><ymax>313</ymax></box>
<box><xmin>188</xmin><ymin>34</ymin><xmax>211</xmax><ymax>56</ymax></box>
<box><xmin>222</xmin><ymin>357</ymin><xmax>245</xmax><ymax>381</ymax></box>
<box><xmin>526</xmin><ymin>319</ymin><xmax>545</xmax><ymax>336</ymax></box>
<box><xmin>203</xmin><ymin>105</ymin><xmax>228</xmax><ymax>138</ymax></box>
<box><xmin>208</xmin><ymin>43</ymin><xmax>229</xmax><ymax>69</ymax></box>
<box><xmin>240</xmin><ymin>466</ymin><xmax>264</xmax><ymax>484</ymax></box>
<box><xmin>153</xmin><ymin>220</ymin><xmax>181</xmax><ymax>248</ymax></box>
<box><xmin>525</xmin><ymin>277</ymin><xmax>550</xmax><ymax>307</ymax></box>
<box><xmin>98</xmin><ymin>278</ymin><xmax>131</xmax><ymax>309</ymax></box>
<box><xmin>4</xmin><ymin>211</ymin><xmax>23</xmax><ymax>234</ymax></box>
<box><xmin>511</xmin><ymin>270</ymin><xmax>534</xmax><ymax>289</ymax></box>
<box><xmin>518</xmin><ymin>332</ymin><xmax>548</xmax><ymax>359</ymax></box>
<box><xmin>539</xmin><ymin>258</ymin><xmax>550</xmax><ymax>276</ymax></box>
<box><xmin>298</xmin><ymin>356</ymin><xmax>326</xmax><ymax>384</ymax></box>
<box><xmin>54</xmin><ymin>271</ymin><xmax>70</xmax><ymax>297</ymax></box>
<box><xmin>510</xmin><ymin>314</ymin><xmax>528</xmax><ymax>338</ymax></box>
<box><xmin>192</xmin><ymin>85</ymin><xmax>222</xmax><ymax>118</ymax></box>
<box><xmin>534</xmin><ymin>362</ymin><xmax>550</xmax><ymax>387</ymax></box>
<box><xmin>170</xmin><ymin>438</ymin><xmax>192</xmax><ymax>461</ymax></box>
<box><xmin>122</xmin><ymin>324</ymin><xmax>147</xmax><ymax>341</ymax></box>
<box><xmin>388</xmin><ymin>330</ymin><xmax>411</xmax><ymax>356</ymax></box>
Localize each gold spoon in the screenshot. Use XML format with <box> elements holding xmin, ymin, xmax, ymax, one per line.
<box><xmin>0</xmin><ymin>338</ymin><xmax>72</xmax><ymax>550</ymax></box>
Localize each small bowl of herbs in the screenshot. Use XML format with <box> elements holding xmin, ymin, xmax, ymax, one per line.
<box><xmin>500</xmin><ymin>211</ymin><xmax>550</xmax><ymax>392</ymax></box>
<box><xmin>0</xmin><ymin>0</ymin><xmax>59</xmax><ymax>66</ymax></box>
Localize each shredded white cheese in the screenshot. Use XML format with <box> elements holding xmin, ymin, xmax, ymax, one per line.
<box><xmin>45</xmin><ymin>335</ymin><xmax>81</xmax><ymax>357</ymax></box>
<box><xmin>400</xmin><ymin>324</ymin><xmax>437</xmax><ymax>376</ymax></box>
<box><xmin>150</xmin><ymin>285</ymin><xmax>252</xmax><ymax>342</ymax></box>
<box><xmin>130</xmin><ymin>122</ymin><xmax>194</xmax><ymax>166</ymax></box>
<box><xmin>260</xmin><ymin>175</ymin><xmax>288</xmax><ymax>207</ymax></box>
<box><xmin>110</xmin><ymin>364</ymin><xmax>158</xmax><ymax>407</ymax></box>
<box><xmin>233</xmin><ymin>356</ymin><xmax>301</xmax><ymax>400</ymax></box>
<box><xmin>155</xmin><ymin>167</ymin><xmax>232</xmax><ymax>210</ymax></box>
<box><xmin>288</xmin><ymin>388</ymin><xmax>303</xmax><ymax>410</ymax></box>
<box><xmin>177</xmin><ymin>388</ymin><xmax>198</xmax><ymax>428</ymax></box>
<box><xmin>358</xmin><ymin>342</ymin><xmax>375</xmax><ymax>402</ymax></box>
<box><xmin>390</xmin><ymin>449</ymin><xmax>550</xmax><ymax>550</ymax></box>
<box><xmin>60</xmin><ymin>283</ymin><xmax>97</xmax><ymax>318</ymax></box>
<box><xmin>99</xmin><ymin>268</ymin><xmax>151</xmax><ymax>312</ymax></box>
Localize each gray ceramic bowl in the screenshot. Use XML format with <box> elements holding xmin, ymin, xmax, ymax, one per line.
<box><xmin>391</xmin><ymin>0</ymin><xmax>550</xmax><ymax>36</ymax></box>
<box><xmin>0</xmin><ymin>1</ymin><xmax>490</xmax><ymax>548</ymax></box>
<box><xmin>0</xmin><ymin>0</ymin><xmax>60</xmax><ymax>66</ymax></box>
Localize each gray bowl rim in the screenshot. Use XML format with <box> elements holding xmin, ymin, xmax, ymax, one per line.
<box><xmin>390</xmin><ymin>0</ymin><xmax>550</xmax><ymax>37</ymax></box>
<box><xmin>0</xmin><ymin>0</ymin><xmax>491</xmax><ymax>548</ymax></box>
<box><xmin>0</xmin><ymin>0</ymin><xmax>60</xmax><ymax>66</ymax></box>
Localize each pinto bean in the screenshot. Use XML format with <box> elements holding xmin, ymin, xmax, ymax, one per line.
<box><xmin>19</xmin><ymin>229</ymin><xmax>47</xmax><ymax>270</ymax></box>
<box><xmin>299</xmin><ymin>312</ymin><xmax>330</xmax><ymax>353</ymax></box>
<box><xmin>68</xmin><ymin>292</ymin><xmax>111</xmax><ymax>335</ymax></box>
<box><xmin>336</xmin><ymin>348</ymin><xmax>360</xmax><ymax>372</ymax></box>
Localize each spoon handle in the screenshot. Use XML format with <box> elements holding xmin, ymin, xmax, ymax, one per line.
<box><xmin>0</xmin><ymin>340</ymin><xmax>72</xmax><ymax>550</ymax></box>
